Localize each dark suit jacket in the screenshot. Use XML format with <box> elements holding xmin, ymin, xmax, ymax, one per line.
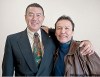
<box><xmin>2</xmin><ymin>29</ymin><xmax>56</xmax><ymax>76</ymax></box>
<box><xmin>49</xmin><ymin>28</ymin><xmax>59</xmax><ymax>48</ymax></box>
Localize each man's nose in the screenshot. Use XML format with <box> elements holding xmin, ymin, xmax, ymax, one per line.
<box><xmin>32</xmin><ymin>15</ymin><xmax>37</xmax><ymax>20</ymax></box>
<box><xmin>61</xmin><ymin>28</ymin><xmax>66</xmax><ymax>33</ymax></box>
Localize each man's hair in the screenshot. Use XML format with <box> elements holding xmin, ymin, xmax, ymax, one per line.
<box><xmin>55</xmin><ymin>15</ymin><xmax>75</xmax><ymax>31</ymax></box>
<box><xmin>25</xmin><ymin>3</ymin><xmax>44</xmax><ymax>15</ymax></box>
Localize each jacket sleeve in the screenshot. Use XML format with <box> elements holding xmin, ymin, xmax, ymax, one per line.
<box><xmin>2</xmin><ymin>36</ymin><xmax>14</xmax><ymax>76</ymax></box>
<box><xmin>85</xmin><ymin>52</ymin><xmax>100</xmax><ymax>76</ymax></box>
<box><xmin>64</xmin><ymin>41</ymin><xmax>100</xmax><ymax>76</ymax></box>
<box><xmin>78</xmin><ymin>48</ymin><xmax>100</xmax><ymax>76</ymax></box>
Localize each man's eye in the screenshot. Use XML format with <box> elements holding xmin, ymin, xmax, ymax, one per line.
<box><xmin>57</xmin><ymin>27</ymin><xmax>61</xmax><ymax>30</ymax></box>
<box><xmin>37</xmin><ymin>14</ymin><xmax>41</xmax><ymax>17</ymax></box>
<box><xmin>65</xmin><ymin>27</ymin><xmax>69</xmax><ymax>29</ymax></box>
<box><xmin>28</xmin><ymin>14</ymin><xmax>33</xmax><ymax>17</ymax></box>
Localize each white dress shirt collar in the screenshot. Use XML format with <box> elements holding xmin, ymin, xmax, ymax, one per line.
<box><xmin>27</xmin><ymin>28</ymin><xmax>42</xmax><ymax>40</ymax></box>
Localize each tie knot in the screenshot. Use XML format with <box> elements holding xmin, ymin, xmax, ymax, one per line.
<box><xmin>34</xmin><ymin>32</ymin><xmax>39</xmax><ymax>37</ymax></box>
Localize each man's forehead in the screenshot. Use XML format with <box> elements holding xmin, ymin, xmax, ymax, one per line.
<box><xmin>28</xmin><ymin>7</ymin><xmax>42</xmax><ymax>11</ymax></box>
<box><xmin>27</xmin><ymin>7</ymin><xmax>43</xmax><ymax>13</ymax></box>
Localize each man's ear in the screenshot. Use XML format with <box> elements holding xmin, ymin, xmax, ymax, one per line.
<box><xmin>72</xmin><ymin>31</ymin><xmax>74</xmax><ymax>36</ymax></box>
<box><xmin>42</xmin><ymin>15</ymin><xmax>45</xmax><ymax>22</ymax></box>
<box><xmin>25</xmin><ymin>15</ymin><xmax>27</xmax><ymax>22</ymax></box>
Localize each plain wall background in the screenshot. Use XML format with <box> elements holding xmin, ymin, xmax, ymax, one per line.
<box><xmin>0</xmin><ymin>0</ymin><xmax>100</xmax><ymax>76</ymax></box>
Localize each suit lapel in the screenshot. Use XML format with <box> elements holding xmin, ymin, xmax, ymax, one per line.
<box><xmin>37</xmin><ymin>29</ymin><xmax>51</xmax><ymax>74</ymax></box>
<box><xmin>17</xmin><ymin>29</ymin><xmax>38</xmax><ymax>73</ymax></box>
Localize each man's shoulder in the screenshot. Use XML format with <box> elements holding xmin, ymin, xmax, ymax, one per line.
<box><xmin>6</xmin><ymin>30</ymin><xmax>26</xmax><ymax>40</ymax></box>
<box><xmin>41</xmin><ymin>28</ymin><xmax>56</xmax><ymax>44</ymax></box>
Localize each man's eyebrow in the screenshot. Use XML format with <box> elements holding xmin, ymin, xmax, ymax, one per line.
<box><xmin>28</xmin><ymin>12</ymin><xmax>34</xmax><ymax>14</ymax></box>
<box><xmin>36</xmin><ymin>13</ymin><xmax>41</xmax><ymax>15</ymax></box>
<box><xmin>28</xmin><ymin>12</ymin><xmax>42</xmax><ymax>14</ymax></box>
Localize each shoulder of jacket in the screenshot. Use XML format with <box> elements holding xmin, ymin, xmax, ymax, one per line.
<box><xmin>6</xmin><ymin>30</ymin><xmax>24</xmax><ymax>40</ymax></box>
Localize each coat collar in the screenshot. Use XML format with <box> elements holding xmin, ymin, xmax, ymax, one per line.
<box><xmin>67</xmin><ymin>40</ymin><xmax>80</xmax><ymax>55</ymax></box>
<box><xmin>55</xmin><ymin>40</ymin><xmax>80</xmax><ymax>56</ymax></box>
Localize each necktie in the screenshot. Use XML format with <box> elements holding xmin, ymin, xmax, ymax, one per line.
<box><xmin>33</xmin><ymin>32</ymin><xmax>42</xmax><ymax>66</ymax></box>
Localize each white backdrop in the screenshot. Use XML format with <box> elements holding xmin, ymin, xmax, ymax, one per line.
<box><xmin>0</xmin><ymin>0</ymin><xmax>100</xmax><ymax>76</ymax></box>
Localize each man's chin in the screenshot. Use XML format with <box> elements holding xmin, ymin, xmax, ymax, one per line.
<box><xmin>60</xmin><ymin>40</ymin><xmax>67</xmax><ymax>43</ymax></box>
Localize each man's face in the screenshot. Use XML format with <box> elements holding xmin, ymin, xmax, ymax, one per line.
<box><xmin>55</xmin><ymin>20</ymin><xmax>74</xmax><ymax>43</ymax></box>
<box><xmin>25</xmin><ymin>7</ymin><xmax>45</xmax><ymax>32</ymax></box>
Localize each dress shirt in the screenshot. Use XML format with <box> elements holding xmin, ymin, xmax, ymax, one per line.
<box><xmin>27</xmin><ymin>28</ymin><xmax>42</xmax><ymax>51</ymax></box>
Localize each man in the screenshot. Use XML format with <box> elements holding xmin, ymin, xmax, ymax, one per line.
<box><xmin>2</xmin><ymin>3</ymin><xmax>94</xmax><ymax>76</ymax></box>
<box><xmin>53</xmin><ymin>15</ymin><xmax>100</xmax><ymax>76</ymax></box>
<box><xmin>2</xmin><ymin>3</ymin><xmax>56</xmax><ymax>76</ymax></box>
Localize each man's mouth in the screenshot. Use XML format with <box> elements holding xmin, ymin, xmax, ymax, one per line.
<box><xmin>60</xmin><ymin>35</ymin><xmax>68</xmax><ymax>38</ymax></box>
<box><xmin>31</xmin><ymin>22</ymin><xmax>38</xmax><ymax>25</ymax></box>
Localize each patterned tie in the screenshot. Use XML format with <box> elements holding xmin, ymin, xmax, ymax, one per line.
<box><xmin>33</xmin><ymin>32</ymin><xmax>42</xmax><ymax>66</ymax></box>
